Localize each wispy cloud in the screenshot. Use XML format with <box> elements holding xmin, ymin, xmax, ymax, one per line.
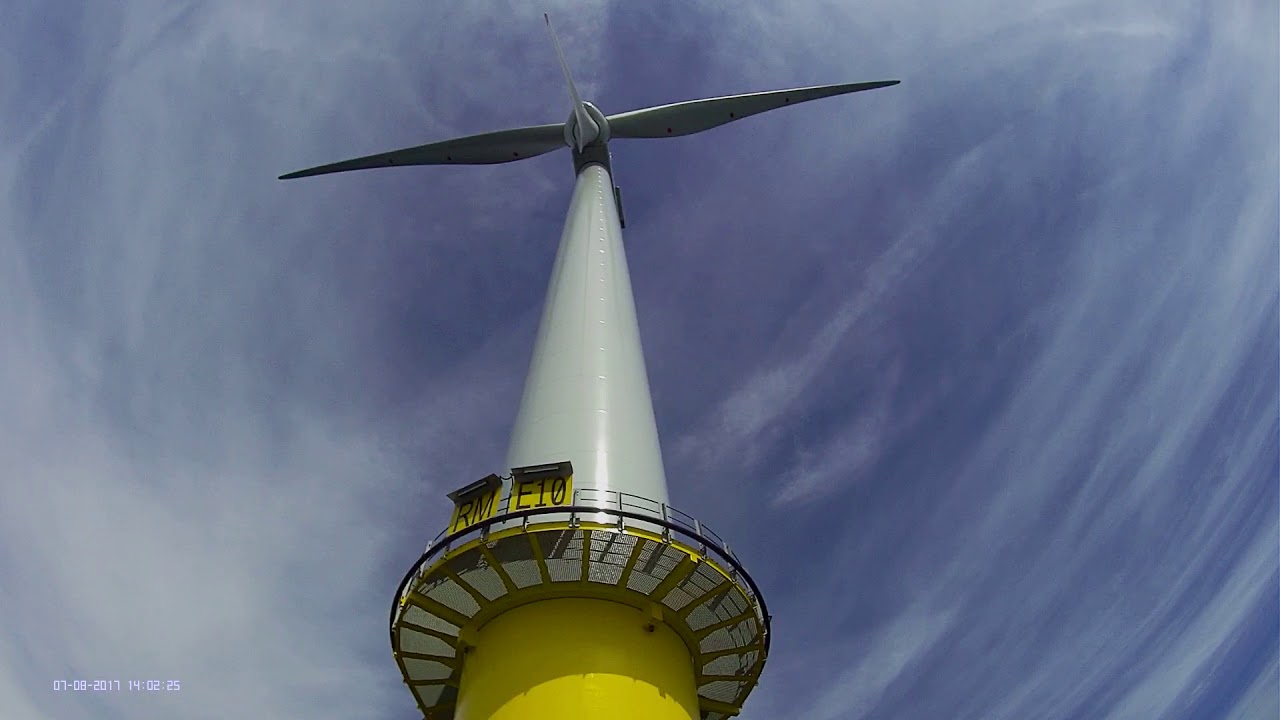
<box><xmin>2</xmin><ymin>2</ymin><xmax>1274</xmax><ymax>720</ymax></box>
<box><xmin>803</xmin><ymin>601</ymin><xmax>959</xmax><ymax>720</ymax></box>
<box><xmin>657</xmin><ymin>2</ymin><xmax>1277</xmax><ymax>719</ymax></box>
<box><xmin>1</xmin><ymin>3</ymin><xmax>611</xmax><ymax>718</ymax></box>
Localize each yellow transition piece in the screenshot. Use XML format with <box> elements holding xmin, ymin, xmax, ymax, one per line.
<box><xmin>454</xmin><ymin>597</ymin><xmax>700</xmax><ymax>720</ymax></box>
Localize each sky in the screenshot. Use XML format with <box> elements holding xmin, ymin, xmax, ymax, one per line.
<box><xmin>1</xmin><ymin>1</ymin><xmax>1276</xmax><ymax>719</ymax></box>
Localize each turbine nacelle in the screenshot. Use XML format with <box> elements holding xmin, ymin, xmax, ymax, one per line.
<box><xmin>564</xmin><ymin>101</ymin><xmax>609</xmax><ymax>149</ymax></box>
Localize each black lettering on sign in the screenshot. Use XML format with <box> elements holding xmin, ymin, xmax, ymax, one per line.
<box><xmin>451</xmin><ymin>499</ymin><xmax>474</xmax><ymax>533</ymax></box>
<box><xmin>515</xmin><ymin>483</ymin><xmax>535</xmax><ymax>510</ymax></box>
<box><xmin>474</xmin><ymin>489</ymin><xmax>495</xmax><ymax>519</ymax></box>
<box><xmin>508</xmin><ymin>474</ymin><xmax>574</xmax><ymax>513</ymax></box>
<box><xmin>449</xmin><ymin>488</ymin><xmax>499</xmax><ymax>533</ymax></box>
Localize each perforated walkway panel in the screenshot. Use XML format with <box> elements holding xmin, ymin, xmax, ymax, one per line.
<box><xmin>391</xmin><ymin>506</ymin><xmax>770</xmax><ymax>720</ymax></box>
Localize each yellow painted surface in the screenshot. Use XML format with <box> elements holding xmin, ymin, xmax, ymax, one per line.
<box><xmin>448</xmin><ymin>487</ymin><xmax>501</xmax><ymax>534</ymax></box>
<box><xmin>507</xmin><ymin>473</ymin><xmax>573</xmax><ymax>513</ymax></box>
<box><xmin>454</xmin><ymin>597</ymin><xmax>700</xmax><ymax>720</ymax></box>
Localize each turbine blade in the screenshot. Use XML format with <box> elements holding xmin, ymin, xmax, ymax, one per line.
<box><xmin>278</xmin><ymin>123</ymin><xmax>567</xmax><ymax>180</ymax></box>
<box><xmin>606</xmin><ymin>80</ymin><xmax>900</xmax><ymax>139</ymax></box>
<box><xmin>544</xmin><ymin>13</ymin><xmax>596</xmax><ymax>150</ymax></box>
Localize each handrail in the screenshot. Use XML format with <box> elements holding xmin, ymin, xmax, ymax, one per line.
<box><xmin>391</xmin><ymin>495</ymin><xmax>771</xmax><ymax>657</ymax></box>
<box><xmin>420</xmin><ymin>488</ymin><xmax>741</xmax><ymax>565</ymax></box>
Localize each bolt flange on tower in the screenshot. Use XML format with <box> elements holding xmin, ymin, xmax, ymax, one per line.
<box><xmin>280</xmin><ymin>15</ymin><xmax>897</xmax><ymax>720</ymax></box>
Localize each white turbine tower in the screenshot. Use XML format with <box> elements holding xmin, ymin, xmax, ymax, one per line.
<box><xmin>282</xmin><ymin>15</ymin><xmax>896</xmax><ymax>720</ymax></box>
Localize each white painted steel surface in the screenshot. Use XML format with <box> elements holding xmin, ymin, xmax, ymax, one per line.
<box><xmin>505</xmin><ymin>163</ymin><xmax>669</xmax><ymax>515</ymax></box>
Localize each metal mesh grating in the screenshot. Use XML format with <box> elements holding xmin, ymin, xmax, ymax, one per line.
<box><xmin>457</xmin><ymin>564</ymin><xmax>506</xmax><ymax>600</ymax></box>
<box><xmin>632</xmin><ymin>538</ymin><xmax>656</xmax><ymax>565</ymax></box>
<box><xmin>543</xmin><ymin>529</ymin><xmax>579</xmax><ymax>557</ymax></box>
<box><xmin>651</xmin><ymin>545</ymin><xmax>685</xmax><ymax>573</ymax></box>
<box><xmin>720</xmin><ymin>591</ymin><xmax>748</xmax><ymax>618</ymax></box>
<box><xmin>425</xmin><ymin>577</ymin><xmax>480</xmax><ymax>616</ymax></box>
<box><xmin>398</xmin><ymin>628</ymin><xmax>454</xmax><ymax>656</ymax></box>
<box><xmin>412</xmin><ymin>684</ymin><xmax>444</xmax><ymax>708</ymax></box>
<box><xmin>417</xmin><ymin>573</ymin><xmax>452</xmax><ymax>594</ymax></box>
<box><xmin>626</xmin><ymin>568</ymin><xmax>661</xmax><ymax>594</ymax></box>
<box><xmin>588</xmin><ymin>559</ymin><xmax>622</xmax><ymax>584</ymax></box>
<box><xmin>543</xmin><ymin>530</ymin><xmax>583</xmax><ymax>582</ymax></box>
<box><xmin>686</xmin><ymin>602</ymin><xmax>721</xmax><ymax>632</ymax></box>
<box><xmin>699</xmin><ymin>627</ymin><xmax>736</xmax><ymax>653</ymax></box>
<box><xmin>592</xmin><ymin>532</ymin><xmax>632</xmax><ymax>562</ymax></box>
<box><xmin>395</xmin><ymin>512</ymin><xmax>768</xmax><ymax>720</ymax></box>
<box><xmin>701</xmin><ymin>654</ymin><xmax>741</xmax><ymax>676</ymax></box>
<box><xmin>447</xmin><ymin>547</ymin><xmax>482</xmax><ymax>569</ymax></box>
<box><xmin>728</xmin><ymin>617</ymin><xmax>758</xmax><ymax>646</ymax></box>
<box><xmin>701</xmin><ymin>680</ymin><xmax>743</xmax><ymax>703</ymax></box>
<box><xmin>450</xmin><ymin>550</ymin><xmax>507</xmax><ymax>601</ymax></box>
<box><xmin>546</xmin><ymin>557</ymin><xmax>581</xmax><ymax>582</ymax></box>
<box><xmin>402</xmin><ymin>605</ymin><xmax>459</xmax><ymax>635</ymax></box>
<box><xmin>689</xmin><ymin>563</ymin><xmax>724</xmax><ymax>594</ymax></box>
<box><xmin>488</xmin><ymin>535</ymin><xmax>542</xmax><ymax>588</ymax></box>
<box><xmin>490</xmin><ymin>534</ymin><xmax>532</xmax><ymax>562</ymax></box>
<box><xmin>603</xmin><ymin>542</ymin><xmax>635</xmax><ymax>563</ymax></box>
<box><xmin>598</xmin><ymin>551</ymin><xmax>630</xmax><ymax>569</ymax></box>
<box><xmin>403</xmin><ymin>658</ymin><xmax>452</xmax><ymax>681</ymax></box>
<box><xmin>504</xmin><ymin>559</ymin><xmax>543</xmax><ymax>588</ymax></box>
<box><xmin>661</xmin><ymin>585</ymin><xmax>695</xmax><ymax>612</ymax></box>
<box><xmin>635</xmin><ymin>543</ymin><xmax>670</xmax><ymax>576</ymax></box>
<box><xmin>589</xmin><ymin>534</ymin><xmax>631</xmax><ymax>583</ymax></box>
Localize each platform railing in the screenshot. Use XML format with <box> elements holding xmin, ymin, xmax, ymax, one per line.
<box><xmin>392</xmin><ymin>486</ymin><xmax>769</xmax><ymax>654</ymax></box>
<box><xmin>419</xmin><ymin>486</ymin><xmax>740</xmax><ymax>565</ymax></box>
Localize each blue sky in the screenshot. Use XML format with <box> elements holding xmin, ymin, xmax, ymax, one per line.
<box><xmin>2</xmin><ymin>1</ymin><xmax>1276</xmax><ymax>719</ymax></box>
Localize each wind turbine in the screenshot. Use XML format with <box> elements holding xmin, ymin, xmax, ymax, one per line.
<box><xmin>281</xmin><ymin>15</ymin><xmax>896</xmax><ymax>720</ymax></box>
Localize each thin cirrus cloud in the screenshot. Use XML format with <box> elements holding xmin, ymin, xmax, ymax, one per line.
<box><xmin>1</xmin><ymin>2</ymin><xmax>607</xmax><ymax>718</ymax></box>
<box><xmin>1</xmin><ymin>2</ymin><xmax>1276</xmax><ymax>720</ymax></box>
<box><xmin>640</xmin><ymin>2</ymin><xmax>1277</xmax><ymax>720</ymax></box>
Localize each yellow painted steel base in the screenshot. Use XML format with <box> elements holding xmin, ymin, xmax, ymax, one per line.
<box><xmin>454</xmin><ymin>597</ymin><xmax>700</xmax><ymax>720</ymax></box>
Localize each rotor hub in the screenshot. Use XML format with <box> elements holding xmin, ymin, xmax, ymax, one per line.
<box><xmin>564</xmin><ymin>101</ymin><xmax>610</xmax><ymax>149</ymax></box>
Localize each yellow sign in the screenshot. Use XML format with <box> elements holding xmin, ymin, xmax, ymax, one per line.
<box><xmin>447</xmin><ymin>474</ymin><xmax>502</xmax><ymax>534</ymax></box>
<box><xmin>508</xmin><ymin>473</ymin><xmax>573</xmax><ymax>512</ymax></box>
